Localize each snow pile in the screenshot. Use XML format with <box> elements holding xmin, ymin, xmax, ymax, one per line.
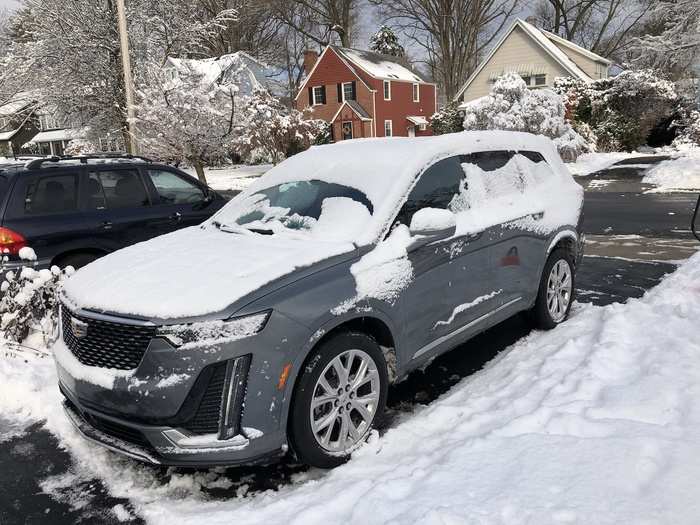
<box><xmin>3</xmin><ymin>252</ymin><xmax>700</xmax><ymax>523</ymax></box>
<box><xmin>643</xmin><ymin>150</ymin><xmax>700</xmax><ymax>192</ymax></box>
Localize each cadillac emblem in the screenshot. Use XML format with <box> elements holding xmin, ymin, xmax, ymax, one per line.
<box><xmin>70</xmin><ymin>317</ymin><xmax>88</xmax><ymax>339</ymax></box>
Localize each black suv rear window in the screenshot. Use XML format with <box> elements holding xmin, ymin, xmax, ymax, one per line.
<box><xmin>25</xmin><ymin>174</ymin><xmax>78</xmax><ymax>215</ymax></box>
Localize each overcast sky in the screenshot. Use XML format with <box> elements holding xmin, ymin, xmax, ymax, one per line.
<box><xmin>0</xmin><ymin>0</ymin><xmax>19</xmax><ymax>12</ymax></box>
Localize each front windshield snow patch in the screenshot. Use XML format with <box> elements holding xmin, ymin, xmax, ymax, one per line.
<box><xmin>212</xmin><ymin>180</ymin><xmax>373</xmax><ymax>242</ymax></box>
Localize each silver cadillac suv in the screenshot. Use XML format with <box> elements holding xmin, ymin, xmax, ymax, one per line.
<box><xmin>55</xmin><ymin>131</ymin><xmax>584</xmax><ymax>469</ymax></box>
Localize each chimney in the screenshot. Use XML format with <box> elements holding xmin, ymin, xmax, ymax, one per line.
<box><xmin>303</xmin><ymin>50</ymin><xmax>319</xmax><ymax>75</ymax></box>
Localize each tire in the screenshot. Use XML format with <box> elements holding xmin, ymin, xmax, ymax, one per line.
<box><xmin>288</xmin><ymin>331</ymin><xmax>388</xmax><ymax>469</ymax></box>
<box><xmin>529</xmin><ymin>248</ymin><xmax>575</xmax><ymax>330</ymax></box>
<box><xmin>54</xmin><ymin>252</ymin><xmax>101</xmax><ymax>270</ymax></box>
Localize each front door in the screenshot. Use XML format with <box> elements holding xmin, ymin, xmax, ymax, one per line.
<box><xmin>341</xmin><ymin>121</ymin><xmax>353</xmax><ymax>140</ymax></box>
<box><xmin>393</xmin><ymin>156</ymin><xmax>498</xmax><ymax>365</ymax></box>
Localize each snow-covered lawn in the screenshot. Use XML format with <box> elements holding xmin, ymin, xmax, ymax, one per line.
<box><xmin>183</xmin><ymin>164</ymin><xmax>271</xmax><ymax>192</ymax></box>
<box><xmin>643</xmin><ymin>150</ymin><xmax>700</xmax><ymax>192</ymax></box>
<box><xmin>2</xmin><ymin>253</ymin><xmax>700</xmax><ymax>523</ymax></box>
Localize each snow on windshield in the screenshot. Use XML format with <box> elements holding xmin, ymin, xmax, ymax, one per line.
<box><xmin>213</xmin><ymin>180</ymin><xmax>373</xmax><ymax>241</ymax></box>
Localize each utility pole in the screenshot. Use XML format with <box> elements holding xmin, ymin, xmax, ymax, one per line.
<box><xmin>116</xmin><ymin>0</ymin><xmax>138</xmax><ymax>154</ymax></box>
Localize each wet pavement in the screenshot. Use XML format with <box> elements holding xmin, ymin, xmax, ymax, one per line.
<box><xmin>1</xmin><ymin>156</ymin><xmax>698</xmax><ymax>524</ymax></box>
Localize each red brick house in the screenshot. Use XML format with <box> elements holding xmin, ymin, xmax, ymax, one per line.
<box><xmin>295</xmin><ymin>46</ymin><xmax>437</xmax><ymax>141</ymax></box>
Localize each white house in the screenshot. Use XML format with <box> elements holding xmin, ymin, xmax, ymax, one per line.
<box><xmin>456</xmin><ymin>18</ymin><xmax>612</xmax><ymax>104</ymax></box>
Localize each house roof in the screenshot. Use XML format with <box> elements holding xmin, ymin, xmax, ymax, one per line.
<box><xmin>0</xmin><ymin>128</ymin><xmax>20</xmax><ymax>142</ymax></box>
<box><xmin>455</xmin><ymin>18</ymin><xmax>611</xmax><ymax>100</ymax></box>
<box><xmin>166</xmin><ymin>51</ymin><xmax>274</xmax><ymax>96</ymax></box>
<box><xmin>28</xmin><ymin>128</ymin><xmax>84</xmax><ymax>143</ymax></box>
<box><xmin>331</xmin><ymin>46</ymin><xmax>431</xmax><ymax>84</ymax></box>
<box><xmin>0</xmin><ymin>91</ymin><xmax>36</xmax><ymax>118</ymax></box>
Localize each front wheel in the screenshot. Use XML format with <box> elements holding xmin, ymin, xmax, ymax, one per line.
<box><xmin>288</xmin><ymin>332</ymin><xmax>388</xmax><ymax>469</ymax></box>
<box><xmin>529</xmin><ymin>248</ymin><xmax>575</xmax><ymax>330</ymax></box>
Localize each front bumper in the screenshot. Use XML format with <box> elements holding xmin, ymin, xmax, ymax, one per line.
<box><xmin>54</xmin><ymin>305</ymin><xmax>312</xmax><ymax>466</ymax></box>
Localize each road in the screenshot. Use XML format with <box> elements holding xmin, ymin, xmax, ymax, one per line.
<box><xmin>1</xmin><ymin>157</ymin><xmax>698</xmax><ymax>525</ymax></box>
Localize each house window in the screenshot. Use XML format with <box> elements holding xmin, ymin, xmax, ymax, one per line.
<box><xmin>383</xmin><ymin>80</ymin><xmax>391</xmax><ymax>100</ymax></box>
<box><xmin>312</xmin><ymin>85</ymin><xmax>326</xmax><ymax>105</ymax></box>
<box><xmin>521</xmin><ymin>76</ymin><xmax>531</xmax><ymax>86</ymax></box>
<box><xmin>384</xmin><ymin>120</ymin><xmax>393</xmax><ymax>137</ymax></box>
<box><xmin>38</xmin><ymin>114</ymin><xmax>59</xmax><ymax>131</ymax></box>
<box><xmin>419</xmin><ymin>123</ymin><xmax>427</xmax><ymax>131</ymax></box>
<box><xmin>534</xmin><ymin>74</ymin><xmax>546</xmax><ymax>86</ymax></box>
<box><xmin>413</xmin><ymin>83</ymin><xmax>419</xmax><ymax>102</ymax></box>
<box><xmin>342</xmin><ymin>82</ymin><xmax>355</xmax><ymax>101</ymax></box>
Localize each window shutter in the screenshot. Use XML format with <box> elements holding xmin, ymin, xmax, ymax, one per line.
<box><xmin>308</xmin><ymin>87</ymin><xmax>313</xmax><ymax>105</ymax></box>
<box><xmin>321</xmin><ymin>85</ymin><xmax>327</xmax><ymax>104</ymax></box>
<box><xmin>337</xmin><ymin>83</ymin><xmax>342</xmax><ymax>102</ymax></box>
<box><xmin>351</xmin><ymin>81</ymin><xmax>356</xmax><ymax>100</ymax></box>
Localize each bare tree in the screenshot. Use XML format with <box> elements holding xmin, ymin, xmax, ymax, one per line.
<box><xmin>532</xmin><ymin>0</ymin><xmax>652</xmax><ymax>59</ymax></box>
<box><xmin>268</xmin><ymin>0</ymin><xmax>360</xmax><ymax>47</ymax></box>
<box><xmin>377</xmin><ymin>0</ymin><xmax>519</xmax><ymax>101</ymax></box>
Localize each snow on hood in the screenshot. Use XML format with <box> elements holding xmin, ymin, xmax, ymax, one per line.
<box><xmin>220</xmin><ymin>131</ymin><xmax>572</xmax><ymax>246</ymax></box>
<box><xmin>61</xmin><ymin>226</ymin><xmax>354</xmax><ymax>319</ymax></box>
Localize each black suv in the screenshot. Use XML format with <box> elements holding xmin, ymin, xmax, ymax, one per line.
<box><xmin>0</xmin><ymin>155</ymin><xmax>225</xmax><ymax>270</ymax></box>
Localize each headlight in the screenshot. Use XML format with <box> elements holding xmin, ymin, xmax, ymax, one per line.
<box><xmin>156</xmin><ymin>310</ymin><xmax>270</xmax><ymax>348</ymax></box>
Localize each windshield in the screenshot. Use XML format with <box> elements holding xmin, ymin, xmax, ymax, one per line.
<box><xmin>213</xmin><ymin>180</ymin><xmax>374</xmax><ymax>240</ymax></box>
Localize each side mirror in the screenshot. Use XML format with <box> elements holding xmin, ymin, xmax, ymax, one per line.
<box><xmin>409</xmin><ymin>208</ymin><xmax>456</xmax><ymax>249</ymax></box>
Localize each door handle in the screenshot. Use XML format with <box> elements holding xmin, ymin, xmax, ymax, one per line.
<box><xmin>101</xmin><ymin>221</ymin><xmax>113</xmax><ymax>230</ymax></box>
<box><xmin>170</xmin><ymin>212</ymin><xmax>182</xmax><ymax>222</ymax></box>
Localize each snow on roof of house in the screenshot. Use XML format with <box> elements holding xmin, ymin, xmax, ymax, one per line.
<box><xmin>166</xmin><ymin>51</ymin><xmax>273</xmax><ymax>95</ymax></box>
<box><xmin>237</xmin><ymin>130</ymin><xmax>569</xmax><ymax>246</ymax></box>
<box><xmin>0</xmin><ymin>128</ymin><xmax>19</xmax><ymax>141</ymax></box>
<box><xmin>455</xmin><ymin>19</ymin><xmax>611</xmax><ymax>100</ymax></box>
<box><xmin>0</xmin><ymin>91</ymin><xmax>36</xmax><ymax>117</ymax></box>
<box><xmin>332</xmin><ymin>46</ymin><xmax>431</xmax><ymax>84</ymax></box>
<box><xmin>28</xmin><ymin>128</ymin><xmax>83</xmax><ymax>144</ymax></box>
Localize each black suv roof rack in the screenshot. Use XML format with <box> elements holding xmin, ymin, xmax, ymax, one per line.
<box><xmin>25</xmin><ymin>153</ymin><xmax>154</xmax><ymax>170</ymax></box>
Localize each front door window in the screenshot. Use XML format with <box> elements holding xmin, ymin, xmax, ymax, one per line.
<box><xmin>342</xmin><ymin>121</ymin><xmax>353</xmax><ymax>140</ymax></box>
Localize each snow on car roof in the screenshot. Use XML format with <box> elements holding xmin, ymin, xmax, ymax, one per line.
<box><xmin>231</xmin><ymin>131</ymin><xmax>568</xmax><ymax>246</ymax></box>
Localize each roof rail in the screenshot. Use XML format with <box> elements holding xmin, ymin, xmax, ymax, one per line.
<box><xmin>25</xmin><ymin>153</ymin><xmax>154</xmax><ymax>170</ymax></box>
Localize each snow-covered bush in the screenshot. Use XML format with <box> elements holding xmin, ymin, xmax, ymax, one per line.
<box><xmin>672</xmin><ymin>110</ymin><xmax>700</xmax><ymax>149</ymax></box>
<box><xmin>463</xmin><ymin>73</ymin><xmax>590</xmax><ymax>161</ymax></box>
<box><xmin>369</xmin><ymin>25</ymin><xmax>405</xmax><ymax>57</ymax></box>
<box><xmin>64</xmin><ymin>138</ymin><xmax>99</xmax><ymax>156</ymax></box>
<box><xmin>431</xmin><ymin>101</ymin><xmax>464</xmax><ymax>135</ymax></box>
<box><xmin>553</xmin><ymin>70</ymin><xmax>680</xmax><ymax>152</ymax></box>
<box><xmin>135</xmin><ymin>65</ymin><xmax>244</xmax><ymax>183</ymax></box>
<box><xmin>234</xmin><ymin>88</ymin><xmax>327</xmax><ymax>164</ymax></box>
<box><xmin>0</xmin><ymin>250</ymin><xmax>72</xmax><ymax>344</ymax></box>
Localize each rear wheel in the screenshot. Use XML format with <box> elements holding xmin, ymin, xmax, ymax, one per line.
<box><xmin>529</xmin><ymin>248</ymin><xmax>575</xmax><ymax>329</ymax></box>
<box><xmin>289</xmin><ymin>332</ymin><xmax>388</xmax><ymax>469</ymax></box>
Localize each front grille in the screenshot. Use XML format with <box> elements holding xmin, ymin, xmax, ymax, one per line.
<box><xmin>184</xmin><ymin>361</ymin><xmax>228</xmax><ymax>434</ymax></box>
<box><xmin>61</xmin><ymin>305</ymin><xmax>155</xmax><ymax>370</ymax></box>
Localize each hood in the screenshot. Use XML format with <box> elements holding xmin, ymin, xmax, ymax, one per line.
<box><xmin>62</xmin><ymin>226</ymin><xmax>355</xmax><ymax>320</ymax></box>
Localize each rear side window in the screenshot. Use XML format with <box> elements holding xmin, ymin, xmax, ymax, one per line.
<box><xmin>25</xmin><ymin>174</ymin><xmax>78</xmax><ymax>215</ymax></box>
<box><xmin>148</xmin><ymin>170</ymin><xmax>205</xmax><ymax>204</ymax></box>
<box><xmin>90</xmin><ymin>170</ymin><xmax>149</xmax><ymax>209</ymax></box>
<box><xmin>519</xmin><ymin>151</ymin><xmax>546</xmax><ymax>164</ymax></box>
<box><xmin>396</xmin><ymin>156</ymin><xmax>463</xmax><ymax>225</ymax></box>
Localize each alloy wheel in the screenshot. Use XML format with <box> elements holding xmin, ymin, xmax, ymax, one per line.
<box><xmin>546</xmin><ymin>259</ymin><xmax>572</xmax><ymax>323</ymax></box>
<box><xmin>310</xmin><ymin>349</ymin><xmax>381</xmax><ymax>453</ymax></box>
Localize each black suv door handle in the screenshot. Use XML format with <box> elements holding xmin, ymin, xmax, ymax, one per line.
<box><xmin>170</xmin><ymin>212</ymin><xmax>182</xmax><ymax>222</ymax></box>
<box><xmin>101</xmin><ymin>221</ymin><xmax>113</xmax><ymax>230</ymax></box>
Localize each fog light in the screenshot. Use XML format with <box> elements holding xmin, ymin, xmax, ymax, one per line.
<box><xmin>219</xmin><ymin>354</ymin><xmax>252</xmax><ymax>440</ymax></box>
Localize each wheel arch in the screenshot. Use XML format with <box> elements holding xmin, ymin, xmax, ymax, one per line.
<box><xmin>51</xmin><ymin>247</ymin><xmax>108</xmax><ymax>268</ymax></box>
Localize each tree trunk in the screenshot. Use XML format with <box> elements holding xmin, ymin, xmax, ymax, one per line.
<box><xmin>193</xmin><ymin>160</ymin><xmax>208</xmax><ymax>185</ymax></box>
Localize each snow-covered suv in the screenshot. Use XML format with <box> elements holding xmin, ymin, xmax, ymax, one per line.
<box><xmin>55</xmin><ymin>131</ymin><xmax>584</xmax><ymax>469</ymax></box>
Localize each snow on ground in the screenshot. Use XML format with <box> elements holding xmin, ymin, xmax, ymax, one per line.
<box><xmin>2</xmin><ymin>253</ymin><xmax>700</xmax><ymax>523</ymax></box>
<box><xmin>643</xmin><ymin>149</ymin><xmax>700</xmax><ymax>192</ymax></box>
<box><xmin>567</xmin><ymin>151</ymin><xmax>641</xmax><ymax>176</ymax></box>
<box><xmin>183</xmin><ymin>164</ymin><xmax>270</xmax><ymax>192</ymax></box>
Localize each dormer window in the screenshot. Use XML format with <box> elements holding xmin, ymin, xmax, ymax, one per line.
<box><xmin>383</xmin><ymin>80</ymin><xmax>391</xmax><ymax>101</ymax></box>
